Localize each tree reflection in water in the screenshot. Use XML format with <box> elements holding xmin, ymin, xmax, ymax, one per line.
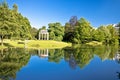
<box><xmin>68</xmin><ymin>54</ymin><xmax>77</xmax><ymax>69</ymax></box>
<box><xmin>0</xmin><ymin>48</ymin><xmax>31</xmax><ymax>80</ymax></box>
<box><xmin>0</xmin><ymin>45</ymin><xmax>119</xmax><ymax>80</ymax></box>
<box><xmin>48</xmin><ymin>49</ymin><xmax>64</xmax><ymax>63</ymax></box>
<box><xmin>113</xmin><ymin>49</ymin><xmax>120</xmax><ymax>63</ymax></box>
<box><xmin>47</xmin><ymin>45</ymin><xmax>119</xmax><ymax>69</ymax></box>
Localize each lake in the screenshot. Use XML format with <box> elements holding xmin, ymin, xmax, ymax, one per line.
<box><xmin>0</xmin><ymin>45</ymin><xmax>120</xmax><ymax>80</ymax></box>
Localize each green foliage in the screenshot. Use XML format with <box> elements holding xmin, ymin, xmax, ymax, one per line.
<box><xmin>48</xmin><ymin>22</ymin><xmax>64</xmax><ymax>41</ymax></box>
<box><xmin>49</xmin><ymin>31</ymin><xmax>55</xmax><ymax>40</ymax></box>
<box><xmin>0</xmin><ymin>0</ymin><xmax>8</xmax><ymax>8</ymax></box>
<box><xmin>64</xmin><ymin>16</ymin><xmax>119</xmax><ymax>44</ymax></box>
<box><xmin>0</xmin><ymin>0</ymin><xmax>119</xmax><ymax>45</ymax></box>
<box><xmin>92</xmin><ymin>25</ymin><xmax>118</xmax><ymax>44</ymax></box>
<box><xmin>106</xmin><ymin>25</ymin><xmax>118</xmax><ymax>44</ymax></box>
<box><xmin>0</xmin><ymin>1</ymin><xmax>32</xmax><ymax>46</ymax></box>
<box><xmin>30</xmin><ymin>27</ymin><xmax>38</xmax><ymax>39</ymax></box>
<box><xmin>64</xmin><ymin>17</ymin><xmax>93</xmax><ymax>43</ymax></box>
<box><xmin>64</xmin><ymin>22</ymin><xmax>74</xmax><ymax>42</ymax></box>
<box><xmin>13</xmin><ymin>4</ymin><xmax>18</xmax><ymax>12</ymax></box>
<box><xmin>74</xmin><ymin>18</ymin><xmax>93</xmax><ymax>43</ymax></box>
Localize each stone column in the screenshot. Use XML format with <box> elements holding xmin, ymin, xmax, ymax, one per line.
<box><xmin>44</xmin><ymin>34</ymin><xmax>46</xmax><ymax>40</ymax></box>
<box><xmin>46</xmin><ymin>34</ymin><xmax>47</xmax><ymax>40</ymax></box>
<box><xmin>39</xmin><ymin>33</ymin><xmax>40</xmax><ymax>40</ymax></box>
<box><xmin>47</xmin><ymin>33</ymin><xmax>49</xmax><ymax>40</ymax></box>
<box><xmin>43</xmin><ymin>34</ymin><xmax>44</xmax><ymax>40</ymax></box>
<box><xmin>41</xmin><ymin>34</ymin><xmax>43</xmax><ymax>40</ymax></box>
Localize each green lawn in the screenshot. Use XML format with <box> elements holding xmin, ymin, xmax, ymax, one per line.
<box><xmin>0</xmin><ymin>39</ymin><xmax>71</xmax><ymax>49</ymax></box>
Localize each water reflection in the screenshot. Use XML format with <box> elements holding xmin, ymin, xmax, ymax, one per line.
<box><xmin>0</xmin><ymin>45</ymin><xmax>120</xmax><ymax>80</ymax></box>
<box><xmin>38</xmin><ymin>49</ymin><xmax>49</xmax><ymax>58</ymax></box>
<box><xmin>113</xmin><ymin>50</ymin><xmax>120</xmax><ymax>64</ymax></box>
<box><xmin>48</xmin><ymin>49</ymin><xmax>64</xmax><ymax>63</ymax></box>
<box><xmin>45</xmin><ymin>45</ymin><xmax>119</xmax><ymax>69</ymax></box>
<box><xmin>0</xmin><ymin>48</ymin><xmax>31</xmax><ymax>80</ymax></box>
<box><xmin>30</xmin><ymin>45</ymin><xmax>120</xmax><ymax>69</ymax></box>
<box><xmin>64</xmin><ymin>45</ymin><xmax>94</xmax><ymax>69</ymax></box>
<box><xmin>68</xmin><ymin>54</ymin><xmax>77</xmax><ymax>69</ymax></box>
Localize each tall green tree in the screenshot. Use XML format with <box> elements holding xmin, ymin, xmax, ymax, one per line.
<box><xmin>64</xmin><ymin>17</ymin><xmax>93</xmax><ymax>43</ymax></box>
<box><xmin>0</xmin><ymin>1</ymin><xmax>13</xmax><ymax>46</ymax></box>
<box><xmin>73</xmin><ymin>18</ymin><xmax>93</xmax><ymax>43</ymax></box>
<box><xmin>30</xmin><ymin>27</ymin><xmax>38</xmax><ymax>39</ymax></box>
<box><xmin>106</xmin><ymin>25</ymin><xmax>118</xmax><ymax>44</ymax></box>
<box><xmin>64</xmin><ymin>16</ymin><xmax>78</xmax><ymax>42</ymax></box>
<box><xmin>48</xmin><ymin>22</ymin><xmax>64</xmax><ymax>41</ymax></box>
<box><xmin>94</xmin><ymin>25</ymin><xmax>118</xmax><ymax>44</ymax></box>
<box><xmin>13</xmin><ymin>4</ymin><xmax>18</xmax><ymax>12</ymax></box>
<box><xmin>69</xmin><ymin>16</ymin><xmax>78</xmax><ymax>27</ymax></box>
<box><xmin>64</xmin><ymin>22</ymin><xmax>74</xmax><ymax>42</ymax></box>
<box><xmin>64</xmin><ymin>16</ymin><xmax>119</xmax><ymax>44</ymax></box>
<box><xmin>115</xmin><ymin>23</ymin><xmax>120</xmax><ymax>43</ymax></box>
<box><xmin>0</xmin><ymin>1</ymin><xmax>32</xmax><ymax>46</ymax></box>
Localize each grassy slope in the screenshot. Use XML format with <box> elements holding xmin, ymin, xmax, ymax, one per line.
<box><xmin>0</xmin><ymin>40</ymin><xmax>71</xmax><ymax>49</ymax></box>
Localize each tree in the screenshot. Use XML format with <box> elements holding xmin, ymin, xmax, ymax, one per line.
<box><xmin>0</xmin><ymin>1</ymin><xmax>13</xmax><ymax>46</ymax></box>
<box><xmin>94</xmin><ymin>25</ymin><xmax>118</xmax><ymax>44</ymax></box>
<box><xmin>13</xmin><ymin>4</ymin><xmax>18</xmax><ymax>12</ymax></box>
<box><xmin>106</xmin><ymin>25</ymin><xmax>118</xmax><ymax>44</ymax></box>
<box><xmin>64</xmin><ymin>16</ymin><xmax>119</xmax><ymax>44</ymax></box>
<box><xmin>48</xmin><ymin>22</ymin><xmax>64</xmax><ymax>41</ymax></box>
<box><xmin>1</xmin><ymin>0</ymin><xmax>8</xmax><ymax>8</ymax></box>
<box><xmin>73</xmin><ymin>18</ymin><xmax>93</xmax><ymax>43</ymax></box>
<box><xmin>69</xmin><ymin>16</ymin><xmax>78</xmax><ymax>27</ymax></box>
<box><xmin>30</xmin><ymin>27</ymin><xmax>38</xmax><ymax>39</ymax></box>
<box><xmin>64</xmin><ymin>16</ymin><xmax>78</xmax><ymax>42</ymax></box>
<box><xmin>64</xmin><ymin>17</ymin><xmax>93</xmax><ymax>43</ymax></box>
<box><xmin>115</xmin><ymin>23</ymin><xmax>120</xmax><ymax>43</ymax></box>
<box><xmin>0</xmin><ymin>1</ymin><xmax>32</xmax><ymax>46</ymax></box>
<box><xmin>64</xmin><ymin>22</ymin><xmax>74</xmax><ymax>42</ymax></box>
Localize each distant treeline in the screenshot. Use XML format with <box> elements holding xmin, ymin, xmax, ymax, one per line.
<box><xmin>0</xmin><ymin>1</ymin><xmax>120</xmax><ymax>45</ymax></box>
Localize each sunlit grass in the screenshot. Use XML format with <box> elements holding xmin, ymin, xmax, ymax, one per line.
<box><xmin>0</xmin><ymin>39</ymin><xmax>71</xmax><ymax>49</ymax></box>
<box><xmin>27</xmin><ymin>40</ymin><xmax>71</xmax><ymax>49</ymax></box>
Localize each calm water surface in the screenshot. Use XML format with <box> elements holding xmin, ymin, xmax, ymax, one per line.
<box><xmin>0</xmin><ymin>45</ymin><xmax>120</xmax><ymax>80</ymax></box>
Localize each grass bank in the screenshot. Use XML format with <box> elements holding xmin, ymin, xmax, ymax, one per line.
<box><xmin>0</xmin><ymin>39</ymin><xmax>71</xmax><ymax>49</ymax></box>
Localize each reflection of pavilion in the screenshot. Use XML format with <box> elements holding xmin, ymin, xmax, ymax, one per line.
<box><xmin>38</xmin><ymin>49</ymin><xmax>49</xmax><ymax>58</ymax></box>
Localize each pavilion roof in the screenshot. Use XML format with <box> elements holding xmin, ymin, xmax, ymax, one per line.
<box><xmin>39</xmin><ymin>30</ymin><xmax>49</xmax><ymax>34</ymax></box>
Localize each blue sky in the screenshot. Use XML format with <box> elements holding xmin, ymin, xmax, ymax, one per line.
<box><xmin>6</xmin><ymin>0</ymin><xmax>120</xmax><ymax>29</ymax></box>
